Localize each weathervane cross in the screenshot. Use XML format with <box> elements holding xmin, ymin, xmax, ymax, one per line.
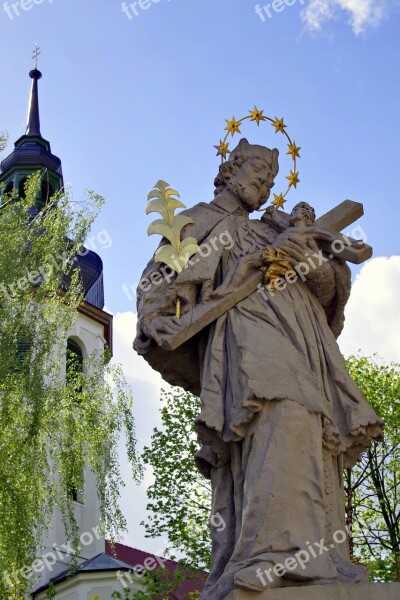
<box><xmin>32</xmin><ymin>44</ymin><xmax>41</xmax><ymax>69</ymax></box>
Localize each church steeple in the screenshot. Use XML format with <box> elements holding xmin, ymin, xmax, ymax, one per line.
<box><xmin>0</xmin><ymin>49</ymin><xmax>64</xmax><ymax>203</ymax></box>
<box><xmin>25</xmin><ymin>68</ymin><xmax>43</xmax><ymax>138</ymax></box>
<box><xmin>0</xmin><ymin>53</ymin><xmax>106</xmax><ymax>311</ymax></box>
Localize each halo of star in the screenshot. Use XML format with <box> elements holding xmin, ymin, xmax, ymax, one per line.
<box><xmin>214</xmin><ymin>106</ymin><xmax>301</xmax><ymax>209</ymax></box>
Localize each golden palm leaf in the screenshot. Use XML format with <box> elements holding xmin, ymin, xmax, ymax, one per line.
<box><xmin>147</xmin><ymin>181</ymin><xmax>199</xmax><ymax>273</ymax></box>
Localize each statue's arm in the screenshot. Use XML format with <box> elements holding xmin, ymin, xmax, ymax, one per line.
<box><xmin>135</xmin><ymin>258</ymin><xmax>194</xmax><ymax>344</ymax></box>
<box><xmin>135</xmin><ymin>203</ymin><xmax>229</xmax><ymax>348</ymax></box>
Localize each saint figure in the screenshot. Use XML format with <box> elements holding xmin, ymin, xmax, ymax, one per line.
<box><xmin>134</xmin><ymin>139</ymin><xmax>383</xmax><ymax>599</ymax></box>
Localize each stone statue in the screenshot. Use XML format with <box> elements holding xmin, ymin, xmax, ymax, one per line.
<box><xmin>133</xmin><ymin>139</ymin><xmax>383</xmax><ymax>599</ymax></box>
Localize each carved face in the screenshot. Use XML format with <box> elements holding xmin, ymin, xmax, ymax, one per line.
<box><xmin>289</xmin><ymin>202</ymin><xmax>316</xmax><ymax>226</ymax></box>
<box><xmin>227</xmin><ymin>156</ymin><xmax>276</xmax><ymax>212</ymax></box>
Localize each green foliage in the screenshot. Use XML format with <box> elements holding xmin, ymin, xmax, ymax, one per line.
<box><xmin>45</xmin><ymin>583</ymin><xmax>57</xmax><ymax>599</ymax></box>
<box><xmin>0</xmin><ymin>169</ymin><xmax>142</xmax><ymax>598</ymax></box>
<box><xmin>0</xmin><ymin>132</ymin><xmax>6</xmax><ymax>153</ymax></box>
<box><xmin>141</xmin><ymin>389</ymin><xmax>211</xmax><ymax>570</ymax></box>
<box><xmin>345</xmin><ymin>355</ymin><xmax>400</xmax><ymax>581</ymax></box>
<box><xmin>111</xmin><ymin>590</ymin><xmax>136</xmax><ymax>600</ymax></box>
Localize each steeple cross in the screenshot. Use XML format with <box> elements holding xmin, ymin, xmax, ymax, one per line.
<box><xmin>32</xmin><ymin>44</ymin><xmax>41</xmax><ymax>69</ymax></box>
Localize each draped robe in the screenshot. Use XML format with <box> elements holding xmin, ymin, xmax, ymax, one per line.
<box><xmin>134</xmin><ymin>192</ymin><xmax>383</xmax><ymax>599</ymax></box>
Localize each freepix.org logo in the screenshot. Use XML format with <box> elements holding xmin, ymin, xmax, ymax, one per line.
<box><xmin>121</xmin><ymin>0</ymin><xmax>171</xmax><ymax>20</ymax></box>
<box><xmin>3</xmin><ymin>0</ymin><xmax>54</xmax><ymax>20</ymax></box>
<box><xmin>255</xmin><ymin>0</ymin><xmax>305</xmax><ymax>22</ymax></box>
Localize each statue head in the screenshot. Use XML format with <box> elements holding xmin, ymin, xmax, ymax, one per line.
<box><xmin>214</xmin><ymin>138</ymin><xmax>279</xmax><ymax>212</ymax></box>
<box><xmin>289</xmin><ymin>202</ymin><xmax>315</xmax><ymax>227</ymax></box>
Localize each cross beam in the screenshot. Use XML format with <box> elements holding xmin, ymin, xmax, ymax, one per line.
<box><xmin>262</xmin><ymin>199</ymin><xmax>372</xmax><ymax>264</ymax></box>
<box><xmin>161</xmin><ymin>200</ymin><xmax>372</xmax><ymax>351</ymax></box>
<box><xmin>32</xmin><ymin>44</ymin><xmax>41</xmax><ymax>69</ymax></box>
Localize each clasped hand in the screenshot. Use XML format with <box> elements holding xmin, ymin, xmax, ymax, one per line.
<box><xmin>270</xmin><ymin>226</ymin><xmax>333</xmax><ymax>282</ymax></box>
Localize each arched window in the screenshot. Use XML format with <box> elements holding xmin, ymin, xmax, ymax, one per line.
<box><xmin>4</xmin><ymin>181</ymin><xmax>13</xmax><ymax>195</ymax></box>
<box><xmin>16</xmin><ymin>337</ymin><xmax>32</xmax><ymax>363</ymax></box>
<box><xmin>41</xmin><ymin>180</ymin><xmax>55</xmax><ymax>204</ymax></box>
<box><xmin>66</xmin><ymin>338</ymin><xmax>84</xmax><ymax>503</ymax></box>
<box><xmin>18</xmin><ymin>177</ymin><xmax>28</xmax><ymax>198</ymax></box>
<box><xmin>66</xmin><ymin>338</ymin><xmax>83</xmax><ymax>373</ymax></box>
<box><xmin>12</xmin><ymin>331</ymin><xmax>32</xmax><ymax>373</ymax></box>
<box><xmin>66</xmin><ymin>337</ymin><xmax>84</xmax><ymax>399</ymax></box>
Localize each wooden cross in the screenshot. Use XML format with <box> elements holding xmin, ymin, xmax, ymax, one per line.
<box><xmin>162</xmin><ymin>200</ymin><xmax>372</xmax><ymax>351</ymax></box>
<box><xmin>32</xmin><ymin>44</ymin><xmax>41</xmax><ymax>69</ymax></box>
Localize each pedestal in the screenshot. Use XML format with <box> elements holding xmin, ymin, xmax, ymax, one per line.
<box><xmin>223</xmin><ymin>583</ymin><xmax>400</xmax><ymax>600</ymax></box>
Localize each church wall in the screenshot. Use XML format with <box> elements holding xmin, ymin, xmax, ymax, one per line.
<box><xmin>32</xmin><ymin>310</ymin><xmax>108</xmax><ymax>593</ymax></box>
<box><xmin>33</xmin><ymin>571</ymin><xmax>142</xmax><ymax>600</ymax></box>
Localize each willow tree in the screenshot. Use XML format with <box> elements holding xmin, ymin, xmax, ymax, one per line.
<box><xmin>0</xmin><ymin>146</ymin><xmax>142</xmax><ymax>597</ymax></box>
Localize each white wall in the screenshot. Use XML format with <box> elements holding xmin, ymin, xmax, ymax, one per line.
<box><xmin>33</xmin><ymin>571</ymin><xmax>142</xmax><ymax>600</ymax></box>
<box><xmin>32</xmin><ymin>311</ymin><xmax>108</xmax><ymax>593</ymax></box>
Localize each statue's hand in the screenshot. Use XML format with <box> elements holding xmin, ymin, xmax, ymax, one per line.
<box><xmin>273</xmin><ymin>228</ymin><xmax>320</xmax><ymax>264</ymax></box>
<box><xmin>164</xmin><ymin>282</ymin><xmax>197</xmax><ymax>316</ymax></box>
<box><xmin>274</xmin><ymin>228</ymin><xmax>329</xmax><ymax>266</ymax></box>
<box><xmin>272</xmin><ymin>228</ymin><xmax>335</xmax><ymax>292</ymax></box>
<box><xmin>142</xmin><ymin>314</ymin><xmax>181</xmax><ymax>348</ymax></box>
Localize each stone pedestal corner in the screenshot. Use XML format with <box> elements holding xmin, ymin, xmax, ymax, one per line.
<box><xmin>223</xmin><ymin>583</ymin><xmax>400</xmax><ymax>600</ymax></box>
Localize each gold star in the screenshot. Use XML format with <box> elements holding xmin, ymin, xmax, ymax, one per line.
<box><xmin>271</xmin><ymin>117</ymin><xmax>287</xmax><ymax>134</ymax></box>
<box><xmin>287</xmin><ymin>142</ymin><xmax>301</xmax><ymax>159</ymax></box>
<box><xmin>249</xmin><ymin>106</ymin><xmax>267</xmax><ymax>126</ymax></box>
<box><xmin>286</xmin><ymin>170</ymin><xmax>300</xmax><ymax>188</ymax></box>
<box><xmin>214</xmin><ymin>140</ymin><xmax>230</xmax><ymax>158</ymax></box>
<box><xmin>272</xmin><ymin>193</ymin><xmax>286</xmax><ymax>209</ymax></box>
<box><xmin>224</xmin><ymin>116</ymin><xmax>241</xmax><ymax>137</ymax></box>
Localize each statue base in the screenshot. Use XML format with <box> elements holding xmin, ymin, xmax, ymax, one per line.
<box><xmin>223</xmin><ymin>583</ymin><xmax>400</xmax><ymax>600</ymax></box>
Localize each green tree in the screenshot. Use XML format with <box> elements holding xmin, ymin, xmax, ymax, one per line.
<box><xmin>0</xmin><ymin>132</ymin><xmax>6</xmax><ymax>153</ymax></box>
<box><xmin>0</xmin><ymin>151</ymin><xmax>142</xmax><ymax>597</ymax></box>
<box><xmin>345</xmin><ymin>356</ymin><xmax>400</xmax><ymax>581</ymax></box>
<box><xmin>141</xmin><ymin>388</ymin><xmax>210</xmax><ymax>570</ymax></box>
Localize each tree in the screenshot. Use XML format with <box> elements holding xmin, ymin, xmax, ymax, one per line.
<box><xmin>0</xmin><ymin>153</ymin><xmax>142</xmax><ymax>597</ymax></box>
<box><xmin>141</xmin><ymin>388</ymin><xmax>210</xmax><ymax>570</ymax></box>
<box><xmin>0</xmin><ymin>132</ymin><xmax>6</xmax><ymax>153</ymax></box>
<box><xmin>345</xmin><ymin>356</ymin><xmax>400</xmax><ymax>581</ymax></box>
<box><xmin>143</xmin><ymin>357</ymin><xmax>400</xmax><ymax>582</ymax></box>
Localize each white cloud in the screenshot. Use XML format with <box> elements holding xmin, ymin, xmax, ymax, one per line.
<box><xmin>339</xmin><ymin>256</ymin><xmax>400</xmax><ymax>362</ymax></box>
<box><xmin>301</xmin><ymin>0</ymin><xmax>391</xmax><ymax>35</ymax></box>
<box><xmin>111</xmin><ymin>311</ymin><xmax>169</xmax><ymax>555</ymax></box>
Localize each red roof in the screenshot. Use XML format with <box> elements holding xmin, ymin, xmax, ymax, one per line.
<box><xmin>105</xmin><ymin>540</ymin><xmax>207</xmax><ymax>598</ymax></box>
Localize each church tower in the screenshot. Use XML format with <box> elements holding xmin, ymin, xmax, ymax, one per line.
<box><xmin>0</xmin><ymin>60</ymin><xmax>113</xmax><ymax>593</ymax></box>
<box><xmin>0</xmin><ymin>65</ymin><xmax>63</xmax><ymax>209</ymax></box>
<box><xmin>1</xmin><ymin>54</ymin><xmax>207</xmax><ymax>600</ymax></box>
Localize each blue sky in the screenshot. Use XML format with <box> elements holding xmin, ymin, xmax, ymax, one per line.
<box><xmin>1</xmin><ymin>0</ymin><xmax>400</xmax><ymax>556</ymax></box>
